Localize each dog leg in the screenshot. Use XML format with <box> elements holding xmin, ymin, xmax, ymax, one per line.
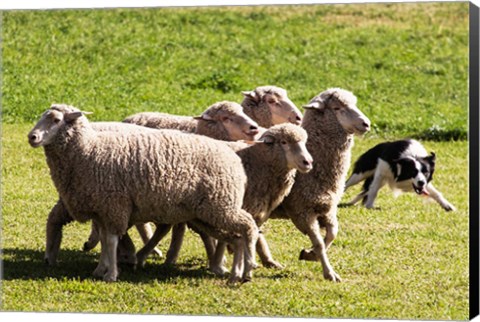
<box><xmin>426</xmin><ymin>183</ymin><xmax>456</xmax><ymax>211</ymax></box>
<box><xmin>364</xmin><ymin>170</ymin><xmax>385</xmax><ymax>209</ymax></box>
<box><xmin>348</xmin><ymin>190</ymin><xmax>368</xmax><ymax>205</ymax></box>
<box><xmin>345</xmin><ymin>170</ymin><xmax>374</xmax><ymax>191</ymax></box>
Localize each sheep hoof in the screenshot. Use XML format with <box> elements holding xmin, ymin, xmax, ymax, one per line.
<box><xmin>443</xmin><ymin>204</ymin><xmax>456</xmax><ymax>212</ymax></box>
<box><xmin>227</xmin><ymin>276</ymin><xmax>242</xmax><ymax>285</ymax></box>
<box><xmin>152</xmin><ymin>248</ymin><xmax>163</xmax><ymax>258</ymax></box>
<box><xmin>263</xmin><ymin>260</ymin><xmax>284</xmax><ymax>269</ymax></box>
<box><xmin>92</xmin><ymin>265</ymin><xmax>107</xmax><ymax>278</ymax></box>
<box><xmin>324</xmin><ymin>271</ymin><xmax>342</xmax><ymax>282</ymax></box>
<box><xmin>44</xmin><ymin>257</ymin><xmax>55</xmax><ymax>266</ymax></box>
<box><xmin>103</xmin><ymin>273</ymin><xmax>118</xmax><ymax>282</ymax></box>
<box><xmin>209</xmin><ymin>265</ymin><xmax>229</xmax><ymax>277</ymax></box>
<box><xmin>242</xmin><ymin>277</ymin><xmax>252</xmax><ymax>284</ymax></box>
<box><xmin>83</xmin><ymin>242</ymin><xmax>94</xmax><ymax>252</ymax></box>
<box><xmin>299</xmin><ymin>249</ymin><xmax>317</xmax><ymax>261</ymax></box>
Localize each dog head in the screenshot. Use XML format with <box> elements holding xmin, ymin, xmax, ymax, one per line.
<box><xmin>394</xmin><ymin>153</ymin><xmax>436</xmax><ymax>195</ymax></box>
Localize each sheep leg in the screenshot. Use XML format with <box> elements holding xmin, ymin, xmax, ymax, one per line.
<box><xmin>256</xmin><ymin>233</ymin><xmax>283</xmax><ymax>269</ymax></box>
<box><xmin>103</xmin><ymin>231</ymin><xmax>119</xmax><ymax>282</ymax></box>
<box><xmin>198</xmin><ymin>231</ymin><xmax>218</xmax><ymax>264</ymax></box>
<box><xmin>210</xmin><ymin>241</ymin><xmax>229</xmax><ymax>276</ymax></box>
<box><xmin>426</xmin><ymin>183</ymin><xmax>456</xmax><ymax>211</ymax></box>
<box><xmin>240</xmin><ymin>211</ymin><xmax>259</xmax><ymax>283</ymax></box>
<box><xmin>136</xmin><ymin>223</ymin><xmax>163</xmax><ymax>257</ymax></box>
<box><xmin>300</xmin><ymin>216</ymin><xmax>341</xmax><ymax>282</ymax></box>
<box><xmin>165</xmin><ymin>223</ymin><xmax>186</xmax><ymax>264</ymax></box>
<box><xmin>136</xmin><ymin>223</ymin><xmax>172</xmax><ymax>268</ymax></box>
<box><xmin>185</xmin><ymin>221</ymin><xmax>224</xmax><ymax>266</ymax></box>
<box><xmin>117</xmin><ymin>231</ymin><xmax>137</xmax><ymax>267</ymax></box>
<box><xmin>83</xmin><ymin>221</ymin><xmax>100</xmax><ymax>252</ymax></box>
<box><xmin>45</xmin><ymin>199</ymin><xmax>74</xmax><ymax>266</ymax></box>
<box><xmin>324</xmin><ymin>222</ymin><xmax>338</xmax><ymax>250</ymax></box>
<box><xmin>92</xmin><ymin>224</ymin><xmax>109</xmax><ymax>279</ymax></box>
<box><xmin>228</xmin><ymin>239</ymin><xmax>244</xmax><ymax>284</ymax></box>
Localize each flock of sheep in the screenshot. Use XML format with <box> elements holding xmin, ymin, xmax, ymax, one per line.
<box><xmin>28</xmin><ymin>86</ymin><xmax>371</xmax><ymax>284</ymax></box>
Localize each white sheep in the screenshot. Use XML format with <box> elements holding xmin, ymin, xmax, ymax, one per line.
<box><xmin>136</xmin><ymin>123</ymin><xmax>314</xmax><ymax>271</ymax></box>
<box><xmin>271</xmin><ymin>88</ymin><xmax>371</xmax><ymax>282</ymax></box>
<box><xmin>123</xmin><ymin>101</ymin><xmax>261</xmax><ymax>141</ymax></box>
<box><xmin>44</xmin><ymin>122</ymin><xmax>164</xmax><ymax>266</ymax></box>
<box><xmin>241</xmin><ymin>85</ymin><xmax>303</xmax><ymax>127</ymax></box>
<box><xmin>79</xmin><ymin>101</ymin><xmax>261</xmax><ymax>256</ymax></box>
<box><xmin>28</xmin><ymin>104</ymin><xmax>259</xmax><ymax>284</ymax></box>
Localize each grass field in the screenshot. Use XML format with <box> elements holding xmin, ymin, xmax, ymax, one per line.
<box><xmin>1</xmin><ymin>2</ymin><xmax>470</xmax><ymax>320</ymax></box>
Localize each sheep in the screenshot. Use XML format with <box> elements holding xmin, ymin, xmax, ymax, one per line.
<box><xmin>123</xmin><ymin>101</ymin><xmax>261</xmax><ymax>141</ymax></box>
<box><xmin>44</xmin><ymin>122</ymin><xmax>164</xmax><ymax>267</ymax></box>
<box><xmin>78</xmin><ymin>101</ymin><xmax>261</xmax><ymax>258</ymax></box>
<box><xmin>28</xmin><ymin>104</ymin><xmax>259</xmax><ymax>283</ymax></box>
<box><xmin>241</xmin><ymin>85</ymin><xmax>303</xmax><ymax>127</ymax></box>
<box><xmin>136</xmin><ymin>123</ymin><xmax>314</xmax><ymax>271</ymax></box>
<box><xmin>67</xmin><ymin>104</ymin><xmax>257</xmax><ymax>263</ymax></box>
<box><xmin>270</xmin><ymin>88</ymin><xmax>371</xmax><ymax>282</ymax></box>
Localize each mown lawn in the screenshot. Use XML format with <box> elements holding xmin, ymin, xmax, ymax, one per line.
<box><xmin>1</xmin><ymin>2</ymin><xmax>470</xmax><ymax>320</ymax></box>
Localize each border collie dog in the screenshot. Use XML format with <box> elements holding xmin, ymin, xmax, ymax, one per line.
<box><xmin>344</xmin><ymin>139</ymin><xmax>455</xmax><ymax>211</ymax></box>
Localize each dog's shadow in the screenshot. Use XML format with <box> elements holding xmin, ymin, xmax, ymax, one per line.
<box><xmin>1</xmin><ymin>248</ymin><xmax>216</xmax><ymax>283</ymax></box>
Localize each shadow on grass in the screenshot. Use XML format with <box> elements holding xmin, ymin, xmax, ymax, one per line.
<box><xmin>1</xmin><ymin>248</ymin><xmax>216</xmax><ymax>283</ymax></box>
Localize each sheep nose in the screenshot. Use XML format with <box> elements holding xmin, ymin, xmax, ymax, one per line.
<box><xmin>29</xmin><ymin>133</ymin><xmax>38</xmax><ymax>141</ymax></box>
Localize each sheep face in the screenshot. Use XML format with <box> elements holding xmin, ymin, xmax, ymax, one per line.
<box><xmin>197</xmin><ymin>101</ymin><xmax>260</xmax><ymax>141</ymax></box>
<box><xmin>243</xmin><ymin>86</ymin><xmax>303</xmax><ymax>125</ymax></box>
<box><xmin>259</xmin><ymin>124</ymin><xmax>313</xmax><ymax>173</ymax></box>
<box><xmin>28</xmin><ymin>105</ymin><xmax>85</xmax><ymax>147</ymax></box>
<box><xmin>304</xmin><ymin>88</ymin><xmax>371</xmax><ymax>135</ymax></box>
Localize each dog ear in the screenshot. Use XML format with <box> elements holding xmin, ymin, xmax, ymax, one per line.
<box><xmin>425</xmin><ymin>152</ymin><xmax>436</xmax><ymax>164</ymax></box>
<box><xmin>394</xmin><ymin>157</ymin><xmax>415</xmax><ymax>179</ymax></box>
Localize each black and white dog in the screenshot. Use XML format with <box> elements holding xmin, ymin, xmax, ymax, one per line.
<box><xmin>344</xmin><ymin>139</ymin><xmax>455</xmax><ymax>211</ymax></box>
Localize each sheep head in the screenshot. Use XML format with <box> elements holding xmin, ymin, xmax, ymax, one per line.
<box><xmin>257</xmin><ymin>123</ymin><xmax>313</xmax><ymax>173</ymax></box>
<box><xmin>303</xmin><ymin>88</ymin><xmax>370</xmax><ymax>136</ymax></box>
<box><xmin>28</xmin><ymin>104</ymin><xmax>91</xmax><ymax>147</ymax></box>
<box><xmin>242</xmin><ymin>85</ymin><xmax>303</xmax><ymax>126</ymax></box>
<box><xmin>194</xmin><ymin>101</ymin><xmax>260</xmax><ymax>141</ymax></box>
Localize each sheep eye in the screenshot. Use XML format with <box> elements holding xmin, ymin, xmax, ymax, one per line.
<box><xmin>53</xmin><ymin>118</ymin><xmax>61</xmax><ymax>124</ymax></box>
<box><xmin>281</xmin><ymin>141</ymin><xmax>287</xmax><ymax>145</ymax></box>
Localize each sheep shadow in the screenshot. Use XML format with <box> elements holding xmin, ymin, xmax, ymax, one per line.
<box><xmin>1</xmin><ymin>248</ymin><xmax>216</xmax><ymax>283</ymax></box>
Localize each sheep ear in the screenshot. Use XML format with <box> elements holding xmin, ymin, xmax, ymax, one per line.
<box><xmin>194</xmin><ymin>113</ymin><xmax>214</xmax><ymax>121</ymax></box>
<box><xmin>242</xmin><ymin>90</ymin><xmax>261</xmax><ymax>103</ymax></box>
<box><xmin>242</xmin><ymin>90</ymin><xmax>256</xmax><ymax>99</ymax></box>
<box><xmin>64</xmin><ymin>111</ymin><xmax>85</xmax><ymax>123</ymax></box>
<box><xmin>302</xmin><ymin>101</ymin><xmax>323</xmax><ymax>110</ymax></box>
<box><xmin>258</xmin><ymin>134</ymin><xmax>275</xmax><ymax>144</ymax></box>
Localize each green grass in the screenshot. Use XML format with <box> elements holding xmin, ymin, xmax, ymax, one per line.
<box><xmin>1</xmin><ymin>124</ymin><xmax>469</xmax><ymax>319</ymax></box>
<box><xmin>2</xmin><ymin>2</ymin><xmax>468</xmax><ymax>140</ymax></box>
<box><xmin>0</xmin><ymin>2</ymin><xmax>470</xmax><ymax>320</ymax></box>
